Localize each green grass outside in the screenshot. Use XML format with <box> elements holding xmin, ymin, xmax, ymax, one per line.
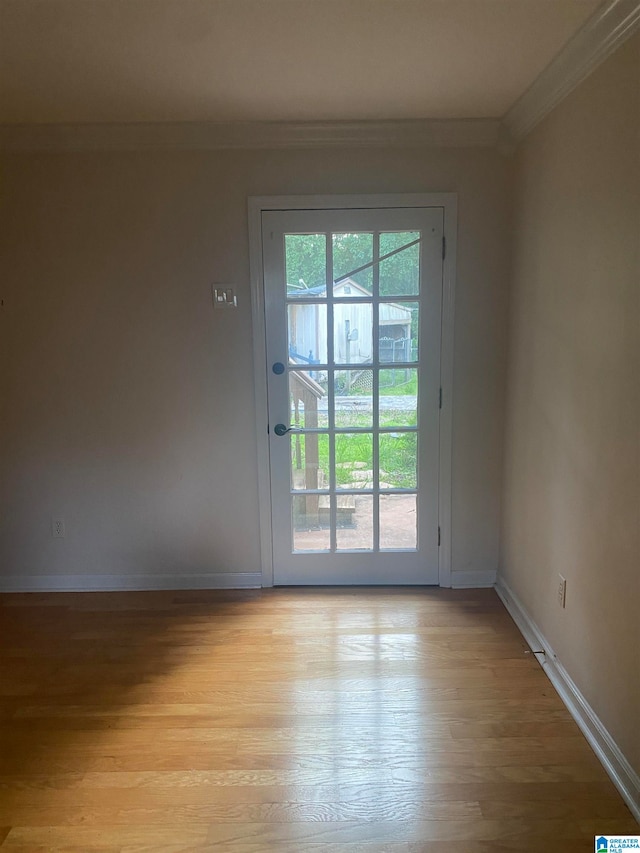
<box><xmin>293</xmin><ymin>430</ymin><xmax>417</xmax><ymax>490</ymax></box>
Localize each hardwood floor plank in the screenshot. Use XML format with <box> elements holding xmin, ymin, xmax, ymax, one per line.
<box><xmin>0</xmin><ymin>838</ymin><xmax>620</xmax><ymax>853</ymax></box>
<box><xmin>0</xmin><ymin>800</ymin><xmax>484</xmax><ymax>826</ymax></box>
<box><xmin>5</xmin><ymin>817</ymin><xmax>635</xmax><ymax>849</ymax></box>
<box><xmin>448</xmin><ymin>720</ymin><xmax>581</xmax><ymax>738</ymax></box>
<box><xmin>3</xmin><ymin>779</ymin><xmax>624</xmax><ymax>818</ymax></box>
<box><xmin>391</xmin><ymin>763</ymin><xmax>616</xmax><ymax>784</ymax></box>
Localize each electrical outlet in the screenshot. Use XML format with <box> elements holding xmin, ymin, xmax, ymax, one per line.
<box><xmin>557</xmin><ymin>574</ymin><xmax>566</xmax><ymax>608</ymax></box>
<box><xmin>52</xmin><ymin>518</ymin><xmax>66</xmax><ymax>538</ymax></box>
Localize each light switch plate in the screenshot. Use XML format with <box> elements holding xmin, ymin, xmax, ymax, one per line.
<box><xmin>212</xmin><ymin>285</ymin><xmax>237</xmax><ymax>308</ymax></box>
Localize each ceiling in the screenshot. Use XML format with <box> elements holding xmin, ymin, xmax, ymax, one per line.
<box><xmin>0</xmin><ymin>0</ymin><xmax>602</xmax><ymax>125</ymax></box>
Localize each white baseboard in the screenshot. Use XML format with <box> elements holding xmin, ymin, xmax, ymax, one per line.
<box><xmin>495</xmin><ymin>576</ymin><xmax>640</xmax><ymax>824</ymax></box>
<box><xmin>451</xmin><ymin>570</ymin><xmax>497</xmax><ymax>588</ymax></box>
<box><xmin>0</xmin><ymin>572</ymin><xmax>263</xmax><ymax>592</ymax></box>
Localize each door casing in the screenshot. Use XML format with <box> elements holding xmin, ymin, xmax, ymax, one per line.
<box><xmin>248</xmin><ymin>194</ymin><xmax>457</xmax><ymax>588</ymax></box>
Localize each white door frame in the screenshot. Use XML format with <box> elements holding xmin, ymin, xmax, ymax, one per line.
<box><xmin>248</xmin><ymin>193</ymin><xmax>457</xmax><ymax>588</ymax></box>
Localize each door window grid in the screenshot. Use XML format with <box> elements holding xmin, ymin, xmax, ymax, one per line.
<box><xmin>286</xmin><ymin>230</ymin><xmax>420</xmax><ymax>553</ymax></box>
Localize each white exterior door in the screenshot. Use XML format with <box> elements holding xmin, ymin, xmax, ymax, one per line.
<box><xmin>262</xmin><ymin>205</ymin><xmax>444</xmax><ymax>585</ymax></box>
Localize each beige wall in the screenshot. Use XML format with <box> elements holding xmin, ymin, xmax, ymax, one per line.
<box><xmin>500</xmin><ymin>34</ymin><xmax>639</xmax><ymax>772</ymax></box>
<box><xmin>0</xmin><ymin>146</ymin><xmax>511</xmax><ymax>585</ymax></box>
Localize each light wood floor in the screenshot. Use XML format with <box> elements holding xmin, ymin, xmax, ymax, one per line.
<box><xmin>0</xmin><ymin>587</ymin><xmax>636</xmax><ymax>851</ymax></box>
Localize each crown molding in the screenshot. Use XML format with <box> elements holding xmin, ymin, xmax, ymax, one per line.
<box><xmin>504</xmin><ymin>0</ymin><xmax>640</xmax><ymax>141</ymax></box>
<box><xmin>5</xmin><ymin>2</ymin><xmax>635</xmax><ymax>154</ymax></box>
<box><xmin>0</xmin><ymin>118</ymin><xmax>502</xmax><ymax>152</ymax></box>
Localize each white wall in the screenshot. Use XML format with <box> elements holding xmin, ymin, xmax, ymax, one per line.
<box><xmin>500</xmin><ymin>34</ymin><xmax>639</xmax><ymax>774</ymax></box>
<box><xmin>0</xmin><ymin>146</ymin><xmax>511</xmax><ymax>587</ymax></box>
